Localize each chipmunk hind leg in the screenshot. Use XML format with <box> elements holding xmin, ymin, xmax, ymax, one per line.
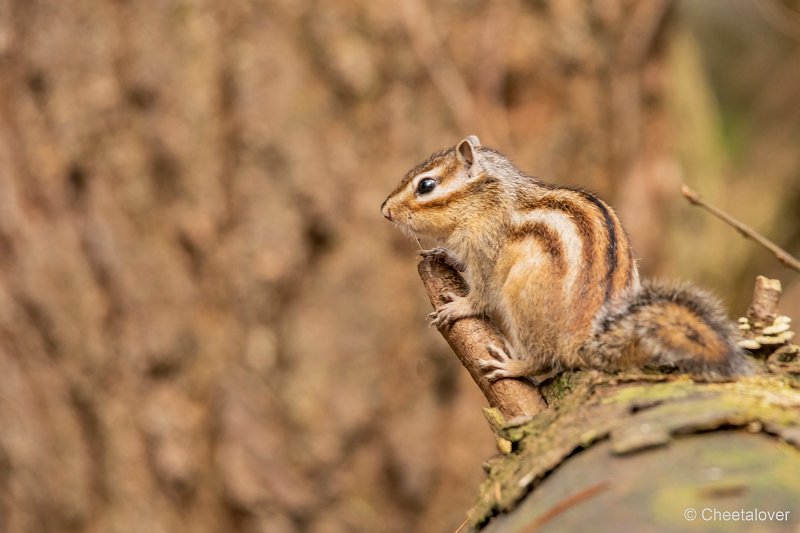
<box><xmin>477</xmin><ymin>244</ymin><xmax>569</xmax><ymax>382</ymax></box>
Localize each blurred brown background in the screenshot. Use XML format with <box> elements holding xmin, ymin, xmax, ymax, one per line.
<box><xmin>0</xmin><ymin>0</ymin><xmax>798</xmax><ymax>532</ymax></box>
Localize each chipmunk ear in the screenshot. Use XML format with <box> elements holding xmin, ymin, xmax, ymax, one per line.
<box><xmin>456</xmin><ymin>135</ymin><xmax>480</xmax><ymax>168</ymax></box>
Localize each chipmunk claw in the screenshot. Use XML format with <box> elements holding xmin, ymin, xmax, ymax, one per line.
<box><xmin>428</xmin><ymin>291</ymin><xmax>476</xmax><ymax>328</ymax></box>
<box><xmin>419</xmin><ymin>247</ymin><xmax>466</xmax><ymax>272</ymax></box>
<box><xmin>479</xmin><ymin>341</ymin><xmax>535</xmax><ymax>382</ymax></box>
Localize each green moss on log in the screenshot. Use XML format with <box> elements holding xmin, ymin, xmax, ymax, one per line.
<box><xmin>470</xmin><ymin>371</ymin><xmax>800</xmax><ymax>528</ymax></box>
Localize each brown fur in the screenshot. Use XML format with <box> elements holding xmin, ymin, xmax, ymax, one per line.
<box><xmin>508</xmin><ymin>222</ymin><xmax>566</xmax><ymax>271</ymax></box>
<box><xmin>382</xmin><ymin>138</ymin><xmax>753</xmax><ymax>381</ymax></box>
<box><xmin>583</xmin><ymin>281</ymin><xmax>753</xmax><ymax>379</ymax></box>
<box><xmin>516</xmin><ymin>189</ymin><xmax>635</xmax><ymax>339</ymax></box>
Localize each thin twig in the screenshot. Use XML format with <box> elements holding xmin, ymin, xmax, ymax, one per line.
<box><xmin>451</xmin><ymin>516</ymin><xmax>469</xmax><ymax>533</ymax></box>
<box><xmin>523</xmin><ymin>480</ymin><xmax>611</xmax><ymax>532</ymax></box>
<box><xmin>681</xmin><ymin>184</ymin><xmax>800</xmax><ymax>273</ymax></box>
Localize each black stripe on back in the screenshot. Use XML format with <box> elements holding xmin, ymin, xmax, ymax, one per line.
<box><xmin>576</xmin><ymin>190</ymin><xmax>616</xmax><ymax>303</ymax></box>
<box><xmin>520</xmin><ymin>192</ymin><xmax>596</xmax><ymax>302</ymax></box>
<box><xmin>508</xmin><ymin>221</ymin><xmax>567</xmax><ymax>272</ymax></box>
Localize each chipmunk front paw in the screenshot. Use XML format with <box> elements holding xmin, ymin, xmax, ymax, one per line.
<box><xmin>428</xmin><ymin>291</ymin><xmax>478</xmax><ymax>328</ymax></box>
<box><xmin>419</xmin><ymin>247</ymin><xmax>466</xmax><ymax>272</ymax></box>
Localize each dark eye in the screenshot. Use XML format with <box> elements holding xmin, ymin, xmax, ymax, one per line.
<box><xmin>416</xmin><ymin>178</ymin><xmax>437</xmax><ymax>195</ymax></box>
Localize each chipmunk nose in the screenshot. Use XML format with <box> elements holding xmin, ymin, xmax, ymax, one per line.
<box><xmin>381</xmin><ymin>200</ymin><xmax>393</xmax><ymax>221</ymax></box>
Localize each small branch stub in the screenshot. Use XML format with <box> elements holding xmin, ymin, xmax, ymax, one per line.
<box><xmin>747</xmin><ymin>276</ymin><xmax>782</xmax><ymax>327</ymax></box>
<box><xmin>417</xmin><ymin>255</ymin><xmax>546</xmax><ymax>418</ymax></box>
<box><xmin>738</xmin><ymin>276</ymin><xmax>797</xmax><ymax>361</ymax></box>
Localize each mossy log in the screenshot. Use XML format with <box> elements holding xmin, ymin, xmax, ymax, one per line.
<box><xmin>418</xmin><ymin>256</ymin><xmax>800</xmax><ymax>532</ymax></box>
<box><xmin>475</xmin><ymin>372</ymin><xmax>800</xmax><ymax>532</ymax></box>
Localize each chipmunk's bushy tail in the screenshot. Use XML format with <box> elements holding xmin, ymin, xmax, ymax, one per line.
<box><xmin>582</xmin><ymin>281</ymin><xmax>755</xmax><ymax>380</ymax></box>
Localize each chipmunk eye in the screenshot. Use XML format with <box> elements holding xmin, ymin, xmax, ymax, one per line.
<box><xmin>416</xmin><ymin>178</ymin><xmax>437</xmax><ymax>195</ymax></box>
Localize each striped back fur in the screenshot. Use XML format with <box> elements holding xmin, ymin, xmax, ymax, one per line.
<box><xmin>383</xmin><ymin>137</ymin><xmax>751</xmax><ymax>379</ymax></box>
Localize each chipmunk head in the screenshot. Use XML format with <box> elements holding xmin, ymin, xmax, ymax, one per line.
<box><xmin>381</xmin><ymin>135</ymin><xmax>503</xmax><ymax>240</ymax></box>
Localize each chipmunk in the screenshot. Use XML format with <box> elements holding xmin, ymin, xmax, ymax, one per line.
<box><xmin>381</xmin><ymin>135</ymin><xmax>754</xmax><ymax>381</ymax></box>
